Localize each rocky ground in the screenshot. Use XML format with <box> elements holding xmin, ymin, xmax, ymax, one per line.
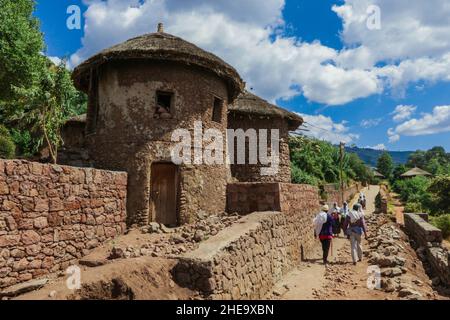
<box><xmin>4</xmin><ymin>213</ymin><xmax>242</xmax><ymax>300</ymax></box>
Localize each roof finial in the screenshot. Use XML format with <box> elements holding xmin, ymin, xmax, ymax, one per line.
<box><xmin>157</xmin><ymin>22</ymin><xmax>164</xmax><ymax>33</ymax></box>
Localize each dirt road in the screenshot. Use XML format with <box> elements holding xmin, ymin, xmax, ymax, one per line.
<box><xmin>268</xmin><ymin>186</ymin><xmax>379</xmax><ymax>300</ymax></box>
<box><xmin>269</xmin><ymin>185</ymin><xmax>447</xmax><ymax>300</ymax></box>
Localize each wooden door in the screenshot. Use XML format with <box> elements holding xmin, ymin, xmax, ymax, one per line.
<box><xmin>151</xmin><ymin>163</ymin><xmax>178</xmax><ymax>226</ymax></box>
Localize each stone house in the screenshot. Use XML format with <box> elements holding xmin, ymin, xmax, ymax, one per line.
<box><xmin>66</xmin><ymin>25</ymin><xmax>303</xmax><ymax>227</ymax></box>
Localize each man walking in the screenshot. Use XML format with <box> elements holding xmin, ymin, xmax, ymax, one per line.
<box><xmin>313</xmin><ymin>205</ymin><xmax>333</xmax><ymax>265</ymax></box>
<box><xmin>343</xmin><ymin>204</ymin><xmax>368</xmax><ymax>265</ymax></box>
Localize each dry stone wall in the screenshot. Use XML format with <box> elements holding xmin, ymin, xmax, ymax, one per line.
<box><xmin>0</xmin><ymin>160</ymin><xmax>127</xmax><ymax>289</ymax></box>
<box><xmin>404</xmin><ymin>213</ymin><xmax>450</xmax><ymax>286</ymax></box>
<box><xmin>173</xmin><ymin>183</ymin><xmax>320</xmax><ymax>299</ymax></box>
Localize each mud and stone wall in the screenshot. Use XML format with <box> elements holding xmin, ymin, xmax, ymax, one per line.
<box><xmin>85</xmin><ymin>60</ymin><xmax>231</xmax><ymax>226</ymax></box>
<box><xmin>227</xmin><ymin>114</ymin><xmax>291</xmax><ymax>183</ymax></box>
<box><xmin>173</xmin><ymin>183</ymin><xmax>320</xmax><ymax>299</ymax></box>
<box><xmin>323</xmin><ymin>183</ymin><xmax>362</xmax><ymax>206</ymax></box>
<box><xmin>404</xmin><ymin>213</ymin><xmax>450</xmax><ymax>286</ymax></box>
<box><xmin>0</xmin><ymin>160</ymin><xmax>127</xmax><ymax>289</ymax></box>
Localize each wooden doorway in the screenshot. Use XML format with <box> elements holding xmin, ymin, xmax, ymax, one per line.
<box><xmin>150</xmin><ymin>163</ymin><xmax>179</xmax><ymax>226</ymax></box>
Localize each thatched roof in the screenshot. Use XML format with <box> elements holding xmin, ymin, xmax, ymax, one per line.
<box><xmin>230</xmin><ymin>91</ymin><xmax>304</xmax><ymax>130</ymax></box>
<box><xmin>401</xmin><ymin>167</ymin><xmax>432</xmax><ymax>177</ymax></box>
<box><xmin>373</xmin><ymin>170</ymin><xmax>385</xmax><ymax>178</ymax></box>
<box><xmin>72</xmin><ymin>28</ymin><xmax>244</xmax><ymax>102</ymax></box>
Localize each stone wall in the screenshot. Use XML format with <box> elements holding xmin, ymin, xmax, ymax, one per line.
<box><xmin>173</xmin><ymin>183</ymin><xmax>320</xmax><ymax>299</ymax></box>
<box><xmin>227</xmin><ymin>115</ymin><xmax>291</xmax><ymax>184</ymax></box>
<box><xmin>403</xmin><ymin>213</ymin><xmax>450</xmax><ymax>286</ymax></box>
<box><xmin>226</xmin><ymin>183</ymin><xmax>281</xmax><ymax>214</ymax></box>
<box><xmin>0</xmin><ymin>160</ymin><xmax>127</xmax><ymax>289</ymax></box>
<box><xmin>323</xmin><ymin>182</ymin><xmax>362</xmax><ymax>206</ymax></box>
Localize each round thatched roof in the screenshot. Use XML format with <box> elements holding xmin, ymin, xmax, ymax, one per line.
<box><xmin>230</xmin><ymin>91</ymin><xmax>304</xmax><ymax>130</ymax></box>
<box><xmin>72</xmin><ymin>28</ymin><xmax>244</xmax><ymax>102</ymax></box>
<box><xmin>401</xmin><ymin>167</ymin><xmax>432</xmax><ymax>177</ymax></box>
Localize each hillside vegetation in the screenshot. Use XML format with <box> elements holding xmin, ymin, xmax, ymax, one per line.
<box><xmin>377</xmin><ymin>148</ymin><xmax>450</xmax><ymax>237</ymax></box>
<box><xmin>289</xmin><ymin>136</ymin><xmax>374</xmax><ymax>187</ymax></box>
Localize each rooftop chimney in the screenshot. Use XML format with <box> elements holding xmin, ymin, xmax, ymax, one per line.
<box><xmin>157</xmin><ymin>23</ymin><xmax>164</xmax><ymax>33</ymax></box>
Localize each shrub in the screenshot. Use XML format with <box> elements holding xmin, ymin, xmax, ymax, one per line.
<box><xmin>0</xmin><ymin>126</ymin><xmax>16</xmax><ymax>159</ymax></box>
<box><xmin>291</xmin><ymin>165</ymin><xmax>320</xmax><ymax>186</ymax></box>
<box><xmin>404</xmin><ymin>202</ymin><xmax>423</xmax><ymax>213</ymax></box>
<box><xmin>392</xmin><ymin>176</ymin><xmax>431</xmax><ymax>204</ymax></box>
<box><xmin>430</xmin><ymin>214</ymin><xmax>450</xmax><ymax>238</ymax></box>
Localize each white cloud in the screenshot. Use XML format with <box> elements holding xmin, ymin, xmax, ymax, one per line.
<box><xmin>365</xmin><ymin>144</ymin><xmax>386</xmax><ymax>150</ymax></box>
<box><xmin>333</xmin><ymin>0</ymin><xmax>450</xmax><ymax>63</ymax></box>
<box><xmin>71</xmin><ymin>0</ymin><xmax>381</xmax><ymax>105</ymax></box>
<box><xmin>70</xmin><ymin>0</ymin><xmax>450</xmax><ymax>106</ymax></box>
<box><xmin>387</xmin><ymin>128</ymin><xmax>400</xmax><ymax>143</ymax></box>
<box><xmin>360</xmin><ymin>118</ymin><xmax>382</xmax><ymax>128</ymax></box>
<box><xmin>394</xmin><ymin>105</ymin><xmax>450</xmax><ymax>137</ymax></box>
<box><xmin>295</xmin><ymin>113</ymin><xmax>359</xmax><ymax>145</ymax></box>
<box><xmin>391</xmin><ymin>105</ymin><xmax>417</xmax><ymax>122</ymax></box>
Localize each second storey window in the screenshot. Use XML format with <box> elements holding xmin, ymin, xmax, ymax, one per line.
<box><xmin>155</xmin><ymin>91</ymin><xmax>173</xmax><ymax>119</ymax></box>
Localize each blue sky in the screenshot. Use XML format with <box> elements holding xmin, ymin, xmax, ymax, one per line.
<box><xmin>35</xmin><ymin>0</ymin><xmax>450</xmax><ymax>152</ymax></box>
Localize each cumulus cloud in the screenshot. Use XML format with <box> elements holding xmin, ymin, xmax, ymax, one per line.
<box><xmin>70</xmin><ymin>0</ymin><xmax>381</xmax><ymax>105</ymax></box>
<box><xmin>360</xmin><ymin>118</ymin><xmax>382</xmax><ymax>128</ymax></box>
<box><xmin>69</xmin><ymin>0</ymin><xmax>450</xmax><ymax>106</ymax></box>
<box><xmin>295</xmin><ymin>113</ymin><xmax>359</xmax><ymax>145</ymax></box>
<box><xmin>391</xmin><ymin>105</ymin><xmax>417</xmax><ymax>122</ymax></box>
<box><xmin>394</xmin><ymin>105</ymin><xmax>450</xmax><ymax>136</ymax></box>
<box><xmin>387</xmin><ymin>105</ymin><xmax>450</xmax><ymax>143</ymax></box>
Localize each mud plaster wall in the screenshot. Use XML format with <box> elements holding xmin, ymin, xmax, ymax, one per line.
<box><xmin>227</xmin><ymin>114</ymin><xmax>291</xmax><ymax>183</ymax></box>
<box><xmin>85</xmin><ymin>60</ymin><xmax>231</xmax><ymax>226</ymax></box>
<box><xmin>173</xmin><ymin>183</ymin><xmax>320</xmax><ymax>299</ymax></box>
<box><xmin>0</xmin><ymin>160</ymin><xmax>127</xmax><ymax>289</ymax></box>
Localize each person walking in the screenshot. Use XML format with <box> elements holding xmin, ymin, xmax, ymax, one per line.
<box><xmin>313</xmin><ymin>205</ymin><xmax>334</xmax><ymax>265</ymax></box>
<box><xmin>343</xmin><ymin>204</ymin><xmax>368</xmax><ymax>265</ymax></box>
<box><xmin>331</xmin><ymin>202</ymin><xmax>341</xmax><ymax>237</ymax></box>
<box><xmin>340</xmin><ymin>201</ymin><xmax>349</xmax><ymax>232</ymax></box>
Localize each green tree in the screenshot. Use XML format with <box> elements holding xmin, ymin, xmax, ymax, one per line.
<box><xmin>377</xmin><ymin>152</ymin><xmax>394</xmax><ymax>179</ymax></box>
<box><xmin>407</xmin><ymin>147</ymin><xmax>450</xmax><ymax>175</ymax></box>
<box><xmin>0</xmin><ymin>0</ymin><xmax>44</xmax><ymax>103</ymax></box>
<box><xmin>427</xmin><ymin>176</ymin><xmax>450</xmax><ymax>215</ymax></box>
<box><xmin>12</xmin><ymin>60</ymin><xmax>81</xmax><ymax>163</ymax></box>
<box><xmin>0</xmin><ymin>0</ymin><xmax>87</xmax><ymax>159</ymax></box>
<box><xmin>392</xmin><ymin>164</ymin><xmax>407</xmax><ymax>183</ymax></box>
<box><xmin>289</xmin><ymin>136</ymin><xmax>371</xmax><ymax>186</ymax></box>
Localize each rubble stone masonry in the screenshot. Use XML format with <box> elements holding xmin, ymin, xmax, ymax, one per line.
<box><xmin>0</xmin><ymin>160</ymin><xmax>127</xmax><ymax>288</ymax></box>
<box><xmin>173</xmin><ymin>183</ymin><xmax>320</xmax><ymax>299</ymax></box>
<box><xmin>404</xmin><ymin>213</ymin><xmax>450</xmax><ymax>286</ymax></box>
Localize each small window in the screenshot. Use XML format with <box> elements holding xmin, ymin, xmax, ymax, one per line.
<box><xmin>155</xmin><ymin>91</ymin><xmax>173</xmax><ymax>119</ymax></box>
<box><xmin>212</xmin><ymin>97</ymin><xmax>223</xmax><ymax>123</ymax></box>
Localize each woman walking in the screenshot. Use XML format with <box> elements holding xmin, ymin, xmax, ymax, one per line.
<box><xmin>313</xmin><ymin>205</ymin><xmax>334</xmax><ymax>265</ymax></box>
<box><xmin>343</xmin><ymin>204</ymin><xmax>368</xmax><ymax>265</ymax></box>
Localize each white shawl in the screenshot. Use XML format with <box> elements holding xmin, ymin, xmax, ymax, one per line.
<box><xmin>313</xmin><ymin>211</ymin><xmax>328</xmax><ymax>237</ymax></box>
<box><xmin>348</xmin><ymin>209</ymin><xmax>363</xmax><ymax>224</ymax></box>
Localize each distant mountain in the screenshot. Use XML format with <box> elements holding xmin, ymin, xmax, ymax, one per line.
<box><xmin>345</xmin><ymin>146</ymin><xmax>413</xmax><ymax>167</ymax></box>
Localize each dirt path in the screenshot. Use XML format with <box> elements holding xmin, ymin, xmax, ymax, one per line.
<box><xmin>268</xmin><ymin>186</ymin><xmax>379</xmax><ymax>300</ymax></box>
<box><xmin>269</xmin><ymin>185</ymin><xmax>448</xmax><ymax>301</ymax></box>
